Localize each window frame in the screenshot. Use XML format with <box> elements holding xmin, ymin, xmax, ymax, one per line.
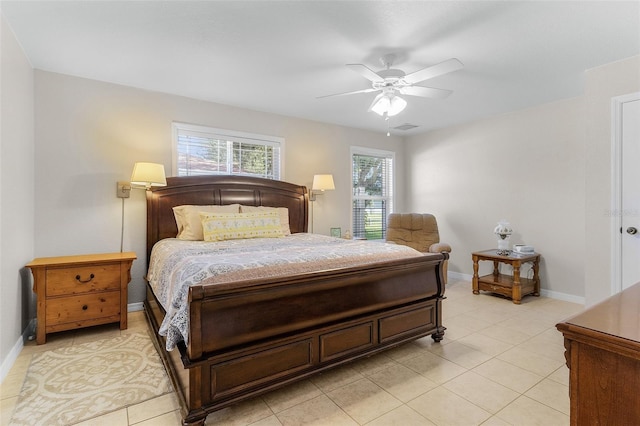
<box><xmin>350</xmin><ymin>146</ymin><xmax>395</xmax><ymax>240</ymax></box>
<box><xmin>171</xmin><ymin>122</ymin><xmax>285</xmax><ymax>179</ymax></box>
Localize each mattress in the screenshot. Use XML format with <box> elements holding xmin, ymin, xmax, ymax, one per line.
<box><xmin>147</xmin><ymin>233</ymin><xmax>423</xmax><ymax>350</ymax></box>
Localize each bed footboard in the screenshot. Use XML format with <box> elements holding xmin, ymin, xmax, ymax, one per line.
<box><xmin>145</xmin><ymin>252</ymin><xmax>447</xmax><ymax>426</ymax></box>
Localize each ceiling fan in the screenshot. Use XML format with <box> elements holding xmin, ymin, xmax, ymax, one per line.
<box><xmin>319</xmin><ymin>54</ymin><xmax>464</xmax><ymax>117</ymax></box>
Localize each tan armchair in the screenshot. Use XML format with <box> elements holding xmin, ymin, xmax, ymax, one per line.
<box><xmin>386</xmin><ymin>213</ymin><xmax>451</xmax><ymax>283</ymax></box>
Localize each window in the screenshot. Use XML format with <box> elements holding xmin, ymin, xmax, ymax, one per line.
<box><xmin>172</xmin><ymin>123</ymin><xmax>283</xmax><ymax>179</ymax></box>
<box><xmin>351</xmin><ymin>147</ymin><xmax>394</xmax><ymax>240</ymax></box>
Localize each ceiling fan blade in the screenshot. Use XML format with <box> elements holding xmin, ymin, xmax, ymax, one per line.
<box><xmin>317</xmin><ymin>88</ymin><xmax>379</xmax><ymax>99</ymax></box>
<box><xmin>398</xmin><ymin>86</ymin><xmax>453</xmax><ymax>99</ymax></box>
<box><xmin>403</xmin><ymin>58</ymin><xmax>464</xmax><ymax>84</ymax></box>
<box><xmin>346</xmin><ymin>64</ymin><xmax>385</xmax><ymax>82</ymax></box>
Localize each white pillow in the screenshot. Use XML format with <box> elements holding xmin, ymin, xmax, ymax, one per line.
<box><xmin>173</xmin><ymin>204</ymin><xmax>240</xmax><ymax>240</ymax></box>
<box><xmin>239</xmin><ymin>205</ymin><xmax>291</xmax><ymax>236</ymax></box>
<box><xmin>200</xmin><ymin>211</ymin><xmax>284</xmax><ymax>241</ymax></box>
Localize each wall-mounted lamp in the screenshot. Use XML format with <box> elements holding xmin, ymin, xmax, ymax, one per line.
<box><xmin>116</xmin><ymin>162</ymin><xmax>167</xmax><ymax>252</ymax></box>
<box><xmin>130</xmin><ymin>162</ymin><xmax>167</xmax><ymax>190</ymax></box>
<box><xmin>117</xmin><ymin>162</ymin><xmax>167</xmax><ymax>198</ymax></box>
<box><xmin>310</xmin><ymin>174</ymin><xmax>335</xmax><ymax>233</ymax></box>
<box><xmin>310</xmin><ymin>174</ymin><xmax>335</xmax><ymax>201</ymax></box>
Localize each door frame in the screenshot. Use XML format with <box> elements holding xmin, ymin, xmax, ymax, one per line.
<box><xmin>610</xmin><ymin>91</ymin><xmax>640</xmax><ymax>294</ymax></box>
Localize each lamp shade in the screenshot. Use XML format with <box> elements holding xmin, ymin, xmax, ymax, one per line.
<box><xmin>130</xmin><ymin>162</ymin><xmax>167</xmax><ymax>189</ymax></box>
<box><xmin>312</xmin><ymin>174</ymin><xmax>335</xmax><ymax>191</ymax></box>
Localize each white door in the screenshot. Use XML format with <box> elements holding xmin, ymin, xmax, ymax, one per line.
<box><xmin>621</xmin><ymin>97</ymin><xmax>640</xmax><ymax>290</ymax></box>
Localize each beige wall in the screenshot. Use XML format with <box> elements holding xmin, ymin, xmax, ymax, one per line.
<box><xmin>0</xmin><ymin>14</ymin><xmax>35</xmax><ymax>375</ymax></box>
<box><xmin>33</xmin><ymin>70</ymin><xmax>405</xmax><ymax>304</ymax></box>
<box><xmin>405</xmin><ymin>97</ymin><xmax>586</xmax><ymax>301</ymax></box>
<box><xmin>405</xmin><ymin>55</ymin><xmax>640</xmax><ymax>304</ymax></box>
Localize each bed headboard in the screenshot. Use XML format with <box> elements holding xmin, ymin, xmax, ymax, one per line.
<box><xmin>146</xmin><ymin>175</ymin><xmax>309</xmax><ymax>263</ymax></box>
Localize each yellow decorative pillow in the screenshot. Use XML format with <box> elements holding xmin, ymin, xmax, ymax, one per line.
<box><xmin>239</xmin><ymin>205</ymin><xmax>291</xmax><ymax>236</ymax></box>
<box><xmin>173</xmin><ymin>204</ymin><xmax>240</xmax><ymax>240</ymax></box>
<box><xmin>200</xmin><ymin>211</ymin><xmax>284</xmax><ymax>241</ymax></box>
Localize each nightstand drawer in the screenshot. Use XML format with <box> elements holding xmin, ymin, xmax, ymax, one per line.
<box><xmin>46</xmin><ymin>263</ymin><xmax>121</xmax><ymax>297</ymax></box>
<box><xmin>46</xmin><ymin>291</ymin><xmax>121</xmax><ymax>326</ymax></box>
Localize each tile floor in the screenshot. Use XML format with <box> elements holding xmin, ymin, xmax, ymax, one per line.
<box><xmin>1</xmin><ymin>280</ymin><xmax>583</xmax><ymax>425</ymax></box>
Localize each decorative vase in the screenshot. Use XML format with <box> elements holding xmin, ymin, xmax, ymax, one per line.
<box><xmin>494</xmin><ymin>220</ymin><xmax>513</xmax><ymax>255</ymax></box>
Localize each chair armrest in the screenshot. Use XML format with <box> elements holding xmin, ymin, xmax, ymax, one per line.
<box><xmin>429</xmin><ymin>243</ymin><xmax>451</xmax><ymax>253</ymax></box>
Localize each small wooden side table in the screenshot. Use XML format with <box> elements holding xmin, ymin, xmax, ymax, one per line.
<box><xmin>27</xmin><ymin>252</ymin><xmax>136</xmax><ymax>344</ymax></box>
<box><xmin>471</xmin><ymin>249</ymin><xmax>540</xmax><ymax>304</ymax></box>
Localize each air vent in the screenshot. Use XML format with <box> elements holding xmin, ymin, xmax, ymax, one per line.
<box><xmin>393</xmin><ymin>123</ymin><xmax>418</xmax><ymax>131</ymax></box>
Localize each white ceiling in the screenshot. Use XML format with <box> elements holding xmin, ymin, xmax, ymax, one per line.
<box><xmin>2</xmin><ymin>1</ymin><xmax>639</xmax><ymax>135</ymax></box>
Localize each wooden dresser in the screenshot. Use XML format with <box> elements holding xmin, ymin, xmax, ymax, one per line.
<box><xmin>27</xmin><ymin>252</ymin><xmax>136</xmax><ymax>344</ymax></box>
<box><xmin>556</xmin><ymin>282</ymin><xmax>640</xmax><ymax>425</ymax></box>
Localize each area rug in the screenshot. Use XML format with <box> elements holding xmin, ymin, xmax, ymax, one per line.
<box><xmin>10</xmin><ymin>333</ymin><xmax>172</xmax><ymax>426</ymax></box>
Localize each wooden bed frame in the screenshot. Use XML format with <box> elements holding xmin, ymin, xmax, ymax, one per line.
<box><xmin>143</xmin><ymin>175</ymin><xmax>447</xmax><ymax>425</ymax></box>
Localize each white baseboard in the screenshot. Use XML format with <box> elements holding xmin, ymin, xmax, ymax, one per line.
<box><xmin>2</xmin><ymin>303</ymin><xmax>145</xmax><ymax>384</ymax></box>
<box><xmin>127</xmin><ymin>302</ymin><xmax>144</xmax><ymax>312</ymax></box>
<box><xmin>0</xmin><ymin>319</ymin><xmax>35</xmax><ymax>384</ymax></box>
<box><xmin>447</xmin><ymin>272</ymin><xmax>584</xmax><ymax>305</ymax></box>
<box><xmin>539</xmin><ymin>289</ymin><xmax>585</xmax><ymax>305</ymax></box>
<box><xmin>448</xmin><ymin>271</ymin><xmax>473</xmax><ymax>282</ymax></box>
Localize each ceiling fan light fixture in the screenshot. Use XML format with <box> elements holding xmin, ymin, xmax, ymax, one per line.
<box><xmin>372</xmin><ymin>94</ymin><xmax>407</xmax><ymax>117</ymax></box>
<box><xmin>371</xmin><ymin>94</ymin><xmax>407</xmax><ymax>117</ymax></box>
<box><xmin>371</xmin><ymin>95</ymin><xmax>391</xmax><ymax>116</ymax></box>
<box><xmin>387</xmin><ymin>95</ymin><xmax>407</xmax><ymax>116</ymax></box>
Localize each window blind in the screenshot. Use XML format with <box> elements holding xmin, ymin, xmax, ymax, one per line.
<box><xmin>352</xmin><ymin>151</ymin><xmax>394</xmax><ymax>240</ymax></box>
<box><xmin>174</xmin><ymin>124</ymin><xmax>282</xmax><ymax>180</ymax></box>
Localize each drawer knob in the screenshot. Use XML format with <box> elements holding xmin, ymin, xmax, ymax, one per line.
<box><xmin>75</xmin><ymin>273</ymin><xmax>95</xmax><ymax>283</ymax></box>
<box><xmin>82</xmin><ymin>305</ymin><xmax>88</xmax><ymax>310</ymax></box>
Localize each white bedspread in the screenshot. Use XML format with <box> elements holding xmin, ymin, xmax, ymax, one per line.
<box><xmin>147</xmin><ymin>233</ymin><xmax>423</xmax><ymax>350</ymax></box>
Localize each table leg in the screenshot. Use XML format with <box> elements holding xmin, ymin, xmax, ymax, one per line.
<box><xmin>512</xmin><ymin>263</ymin><xmax>522</xmax><ymax>304</ymax></box>
<box><xmin>472</xmin><ymin>256</ymin><xmax>479</xmax><ymax>295</ymax></box>
<box><xmin>532</xmin><ymin>258</ymin><xmax>540</xmax><ymax>296</ymax></box>
<box><xmin>492</xmin><ymin>260</ymin><xmax>499</xmax><ymax>276</ymax></box>
<box><xmin>33</xmin><ymin>268</ymin><xmax>47</xmax><ymax>344</ymax></box>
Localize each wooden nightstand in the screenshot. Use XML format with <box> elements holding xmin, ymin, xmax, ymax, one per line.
<box><xmin>27</xmin><ymin>252</ymin><xmax>136</xmax><ymax>344</ymax></box>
